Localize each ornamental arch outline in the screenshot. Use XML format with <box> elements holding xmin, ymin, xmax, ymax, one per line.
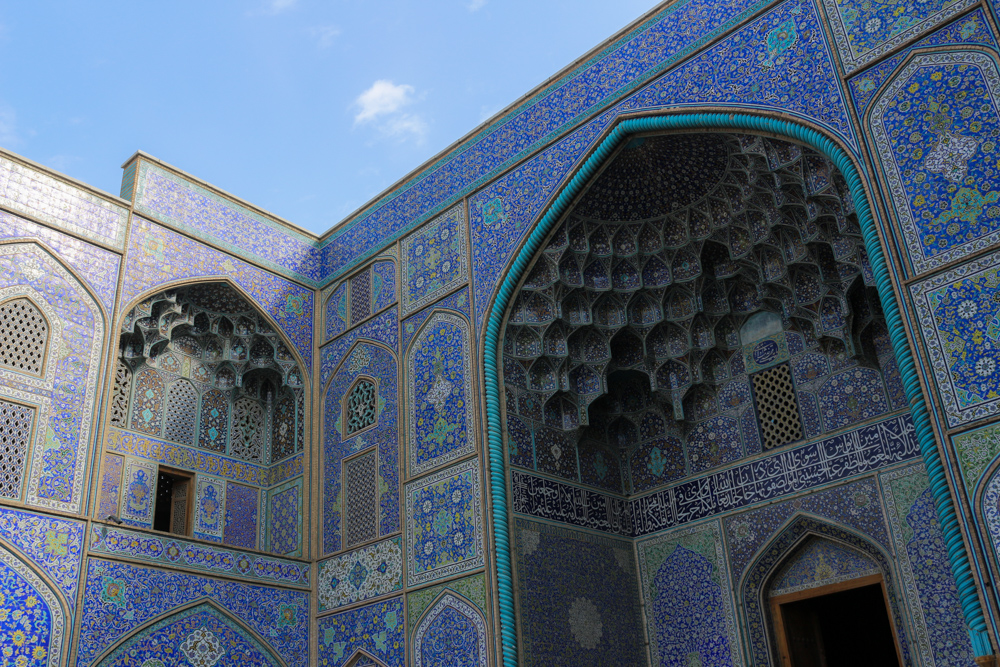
<box><xmin>412</xmin><ymin>589</ymin><xmax>489</xmax><ymax>667</ymax></box>
<box><xmin>479</xmin><ymin>111</ymin><xmax>989</xmax><ymax>666</ymax></box>
<box><xmin>0</xmin><ymin>538</ymin><xmax>68</xmax><ymax>667</ymax></box>
<box><xmin>89</xmin><ymin>599</ymin><xmax>288</xmax><ymax>667</ymax></box>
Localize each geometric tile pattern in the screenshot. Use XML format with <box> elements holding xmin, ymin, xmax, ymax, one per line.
<box><xmin>953</xmin><ymin>421</ymin><xmax>1000</xmax><ymax>492</ymax></box>
<box><xmin>268</xmin><ymin>480</ymin><xmax>300</xmax><ymax>556</ymax></box>
<box><xmin>413</xmin><ymin>593</ymin><xmax>488</xmax><ymax>667</ymax></box>
<box><xmin>401</xmin><ymin>286</ymin><xmax>471</xmax><ymax>352</ymax></box>
<box><xmin>224</xmin><ymin>482</ymin><xmax>259</xmax><ymax>550</ymax></box>
<box><xmin>319</xmin><ymin>307</ymin><xmax>399</xmax><ymax>389</ymax></box>
<box><xmin>317</xmin><ymin>596</ymin><xmax>405</xmax><ymax>667</ymax></box>
<box><xmin>89</xmin><ymin>524</ymin><xmax>310</xmax><ymax>588</ymax></box>
<box><xmin>823</xmin><ymin>0</ymin><xmax>975</xmax><ymax>72</ymax></box>
<box><xmin>194</xmin><ymin>475</ymin><xmax>226</xmax><ymax>542</ymax></box>
<box><xmin>96</xmin><ymin>453</ymin><xmax>124</xmax><ymax>524</ymax></box>
<box><xmin>514</xmin><ymin>518</ymin><xmax>645</xmax><ymax>665</ymax></box>
<box><xmin>881</xmin><ymin>464</ymin><xmax>976</xmax><ymax>666</ymax></box>
<box><xmin>401</xmin><ymin>204</ymin><xmax>468</xmax><ymax>316</ymax></box>
<box><xmin>77</xmin><ymin>558</ymin><xmax>309</xmax><ymax>667</ymax></box>
<box><xmin>910</xmin><ymin>247</ymin><xmax>1000</xmax><ymax>427</ymax></box>
<box><xmin>405</xmin><ymin>459</ymin><xmax>484</xmax><ymax>585</ymax></box>
<box><xmin>317</xmin><ymin>536</ymin><xmax>403</xmax><ymax>611</ymax></box>
<box><xmin>406</xmin><ymin>573</ymin><xmax>488</xmax><ymax>636</ymax></box>
<box><xmin>120</xmin><ymin>457</ymin><xmax>157</xmax><ymax>528</ymax></box>
<box><xmin>97</xmin><ymin>604</ymin><xmax>282</xmax><ymax>667</ymax></box>
<box><xmin>872</xmin><ymin>51</ymin><xmax>1000</xmax><ymax>275</ymax></box>
<box><xmin>407</xmin><ymin>312</ymin><xmax>474</xmax><ymax>475</ymax></box>
<box><xmin>636</xmin><ymin>520</ymin><xmax>738</xmax><ymax>667</ymax></box>
<box><xmin>0</xmin><ymin>398</ymin><xmax>32</xmax><ymax>499</ymax></box>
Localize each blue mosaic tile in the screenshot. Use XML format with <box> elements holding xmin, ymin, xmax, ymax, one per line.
<box><xmin>407</xmin><ymin>311</ymin><xmax>474</xmax><ymax>475</ymax></box>
<box><xmin>320</xmin><ymin>307</ymin><xmax>399</xmax><ymax>388</ymax></box>
<box><xmin>0</xmin><ymin>506</ymin><xmax>84</xmax><ymax>610</ymax></box>
<box><xmin>318</xmin><ymin>596</ymin><xmax>405</xmax><ymax>667</ymax></box>
<box><xmin>134</xmin><ymin>160</ymin><xmax>323</xmax><ymax>284</ymax></box>
<box><xmin>0</xmin><ymin>543</ymin><xmax>62</xmax><ymax>667</ymax></box>
<box><xmin>848</xmin><ymin>9</ymin><xmax>997</xmax><ymax>117</ymax></box>
<box><xmin>514</xmin><ymin>518</ymin><xmax>645</xmax><ymax>665</ymax></box>
<box><xmin>769</xmin><ymin>537</ymin><xmax>878</xmax><ymax>596</ymax></box>
<box><xmin>0</xmin><ymin>209</ymin><xmax>121</xmax><ymax>312</ymax></box>
<box><xmin>325</xmin><ymin>282</ymin><xmax>349</xmax><ymax>341</ymax></box>
<box><xmin>512</xmin><ymin>469</ymin><xmax>633</xmax><ymax>537</ymax></box>
<box><xmin>98</xmin><ymin>603</ymin><xmax>284</xmax><ymax>667</ymax></box>
<box><xmin>323</xmin><ymin>342</ymin><xmax>399</xmax><ymax>554</ymax></box>
<box><xmin>871</xmin><ymin>50</ymin><xmax>1000</xmax><ymax>275</ymax></box>
<box><xmin>401</xmin><ymin>204</ymin><xmax>468</xmax><ymax>316</ymax></box>
<box><xmin>0</xmin><ymin>153</ymin><xmax>128</xmax><ymax>249</ymax></box>
<box><xmin>0</xmin><ymin>242</ymin><xmax>105</xmax><ymax>514</ymax></box>
<box><xmin>881</xmin><ymin>465</ymin><xmax>976</xmax><ymax>666</ymax></box>
<box><xmin>405</xmin><ymin>459</ymin><xmax>484</xmax><ymax>585</ymax></box>
<box><xmin>268</xmin><ymin>478</ymin><xmax>301</xmax><ymax>557</ymax></box>
<box><xmin>78</xmin><ymin>558</ymin><xmax>309</xmax><ymax>667</ymax></box>
<box><xmin>194</xmin><ymin>474</ymin><xmax>225</xmax><ymax>542</ymax></box>
<box><xmin>89</xmin><ymin>524</ymin><xmax>310</xmax><ymax>587</ymax></box>
<box><xmin>910</xmin><ymin>248</ymin><xmax>1000</xmax><ymax>426</ymax></box>
<box><xmin>817</xmin><ymin>367</ymin><xmax>889</xmax><ymax>431</ymax></box>
<box><xmin>822</xmin><ymin>0</ymin><xmax>976</xmax><ymax>72</ymax></box>
<box><xmin>373</xmin><ymin>258</ymin><xmax>397</xmax><ymax>312</ymax></box>
<box><xmin>123</xmin><ymin>216</ymin><xmax>314</xmax><ymax>373</ymax></box>
<box><xmin>723</xmin><ymin>477</ymin><xmax>890</xmax><ymax>581</ymax></box>
<box><xmin>413</xmin><ymin>593</ymin><xmax>488</xmax><ymax>667</ymax></box>
<box><xmin>224</xmin><ymin>481</ymin><xmax>259</xmax><ymax>550</ymax></box>
<box><xmin>636</xmin><ymin>520</ymin><xmax>738</xmax><ymax>667</ymax></box>
<box><xmin>402</xmin><ymin>286</ymin><xmax>470</xmax><ymax>351</ymax></box>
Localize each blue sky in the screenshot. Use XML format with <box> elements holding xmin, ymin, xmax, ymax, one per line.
<box><xmin>0</xmin><ymin>0</ymin><xmax>660</xmax><ymax>234</ymax></box>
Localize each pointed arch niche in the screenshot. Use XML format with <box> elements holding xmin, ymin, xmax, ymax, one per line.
<box><xmin>413</xmin><ymin>591</ymin><xmax>488</xmax><ymax>667</ymax></box>
<box><xmin>739</xmin><ymin>515</ymin><xmax>906</xmax><ymax>666</ymax></box>
<box><xmin>0</xmin><ymin>541</ymin><xmax>66</xmax><ymax>667</ymax></box>
<box><xmin>95</xmin><ymin>601</ymin><xmax>283</xmax><ymax>667</ymax></box>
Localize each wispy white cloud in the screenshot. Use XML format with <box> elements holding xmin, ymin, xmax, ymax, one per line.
<box><xmin>468</xmin><ymin>0</ymin><xmax>487</xmax><ymax>11</ymax></box>
<box><xmin>354</xmin><ymin>80</ymin><xmax>415</xmax><ymax>123</ymax></box>
<box><xmin>268</xmin><ymin>0</ymin><xmax>297</xmax><ymax>13</ymax></box>
<box><xmin>309</xmin><ymin>24</ymin><xmax>341</xmax><ymax>48</ymax></box>
<box><xmin>353</xmin><ymin>81</ymin><xmax>428</xmax><ymax>144</ymax></box>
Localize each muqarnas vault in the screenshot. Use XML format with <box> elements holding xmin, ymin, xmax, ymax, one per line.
<box><xmin>6</xmin><ymin>0</ymin><xmax>1000</xmax><ymax>665</ymax></box>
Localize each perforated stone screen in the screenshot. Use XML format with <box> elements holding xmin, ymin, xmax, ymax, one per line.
<box><xmin>344</xmin><ymin>448</ymin><xmax>378</xmax><ymax>548</ymax></box>
<box><xmin>751</xmin><ymin>363</ymin><xmax>803</xmax><ymax>450</ymax></box>
<box><xmin>0</xmin><ymin>399</ymin><xmax>34</xmax><ymax>499</ymax></box>
<box><xmin>0</xmin><ymin>298</ymin><xmax>48</xmax><ymax>377</ymax></box>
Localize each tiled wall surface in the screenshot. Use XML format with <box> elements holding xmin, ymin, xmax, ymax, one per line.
<box><xmin>3</xmin><ymin>0</ymin><xmax>1000</xmax><ymax>664</ymax></box>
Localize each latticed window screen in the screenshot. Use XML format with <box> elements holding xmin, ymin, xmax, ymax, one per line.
<box><xmin>0</xmin><ymin>298</ymin><xmax>48</xmax><ymax>377</ymax></box>
<box><xmin>110</xmin><ymin>361</ymin><xmax>132</xmax><ymax>428</ymax></box>
<box><xmin>751</xmin><ymin>363</ymin><xmax>803</xmax><ymax>450</ymax></box>
<box><xmin>351</xmin><ymin>269</ymin><xmax>372</xmax><ymax>323</ymax></box>
<box><xmin>345</xmin><ymin>379</ymin><xmax>378</xmax><ymax>436</ymax></box>
<box><xmin>164</xmin><ymin>380</ymin><xmax>198</xmax><ymax>445</ymax></box>
<box><xmin>344</xmin><ymin>448</ymin><xmax>378</xmax><ymax>547</ymax></box>
<box><xmin>231</xmin><ymin>396</ymin><xmax>265</xmax><ymax>463</ymax></box>
<box><xmin>0</xmin><ymin>399</ymin><xmax>34</xmax><ymax>500</ymax></box>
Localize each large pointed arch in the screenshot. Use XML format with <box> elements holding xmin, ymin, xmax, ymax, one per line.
<box><xmin>480</xmin><ymin>112</ymin><xmax>990</xmax><ymax>666</ymax></box>
<box><xmin>93</xmin><ymin>600</ymin><xmax>286</xmax><ymax>667</ymax></box>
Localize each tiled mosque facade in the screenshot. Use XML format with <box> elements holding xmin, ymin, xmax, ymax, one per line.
<box><xmin>5</xmin><ymin>0</ymin><xmax>1000</xmax><ymax>665</ymax></box>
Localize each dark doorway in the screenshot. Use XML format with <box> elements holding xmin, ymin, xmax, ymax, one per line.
<box><xmin>772</xmin><ymin>576</ymin><xmax>901</xmax><ymax>667</ymax></box>
<box><xmin>153</xmin><ymin>467</ymin><xmax>192</xmax><ymax>535</ymax></box>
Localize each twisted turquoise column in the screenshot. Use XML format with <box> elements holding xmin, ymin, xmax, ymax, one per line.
<box><xmin>483</xmin><ymin>113</ymin><xmax>993</xmax><ymax>666</ymax></box>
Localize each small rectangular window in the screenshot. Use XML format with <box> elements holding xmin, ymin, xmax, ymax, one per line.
<box><xmin>344</xmin><ymin>448</ymin><xmax>378</xmax><ymax>548</ymax></box>
<box><xmin>751</xmin><ymin>363</ymin><xmax>803</xmax><ymax>450</ymax></box>
<box><xmin>153</xmin><ymin>467</ymin><xmax>193</xmax><ymax>535</ymax></box>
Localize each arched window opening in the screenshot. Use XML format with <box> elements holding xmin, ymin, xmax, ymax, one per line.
<box><xmin>115</xmin><ymin>283</ymin><xmax>305</xmax><ymax>464</ymax></box>
<box><xmin>0</xmin><ymin>297</ymin><xmax>49</xmax><ymax>377</ymax></box>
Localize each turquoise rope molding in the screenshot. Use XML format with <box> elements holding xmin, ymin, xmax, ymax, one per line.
<box><xmin>482</xmin><ymin>112</ymin><xmax>994</xmax><ymax>665</ymax></box>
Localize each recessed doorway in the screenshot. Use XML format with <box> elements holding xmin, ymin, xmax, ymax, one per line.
<box><xmin>771</xmin><ymin>574</ymin><xmax>902</xmax><ymax>667</ymax></box>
